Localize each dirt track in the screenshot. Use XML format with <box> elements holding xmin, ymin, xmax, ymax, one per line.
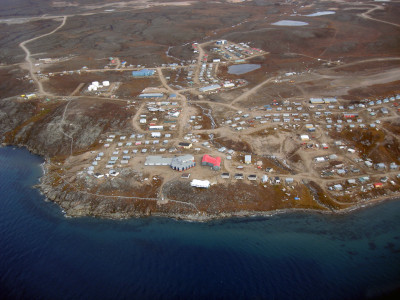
<box><xmin>19</xmin><ymin>16</ymin><xmax>67</xmax><ymax>96</ymax></box>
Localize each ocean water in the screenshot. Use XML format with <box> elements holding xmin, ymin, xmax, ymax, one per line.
<box><xmin>1</xmin><ymin>146</ymin><xmax>400</xmax><ymax>300</ymax></box>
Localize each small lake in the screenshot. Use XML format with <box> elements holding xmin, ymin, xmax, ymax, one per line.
<box><xmin>305</xmin><ymin>11</ymin><xmax>336</xmax><ymax>17</ymax></box>
<box><xmin>228</xmin><ymin>64</ymin><xmax>261</xmax><ymax>75</ymax></box>
<box><xmin>272</xmin><ymin>20</ymin><xmax>309</xmax><ymax>26</ymax></box>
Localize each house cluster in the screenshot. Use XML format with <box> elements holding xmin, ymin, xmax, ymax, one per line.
<box><xmin>212</xmin><ymin>40</ymin><xmax>264</xmax><ymax>61</ymax></box>
<box><xmin>328</xmin><ymin>172</ymin><xmax>400</xmax><ymax>193</ymax></box>
<box><xmin>139</xmin><ymin>100</ymin><xmax>181</xmax><ymax>131</ymax></box>
<box><xmin>219</xmin><ymin>93</ymin><xmax>400</xmax><ymax>133</ymax></box>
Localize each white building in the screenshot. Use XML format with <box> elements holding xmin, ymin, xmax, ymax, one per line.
<box><xmin>191</xmin><ymin>179</ymin><xmax>210</xmax><ymax>188</ymax></box>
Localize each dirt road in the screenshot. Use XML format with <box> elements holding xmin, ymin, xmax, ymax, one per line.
<box><xmin>19</xmin><ymin>16</ymin><xmax>67</xmax><ymax>97</ymax></box>
<box><xmin>359</xmin><ymin>4</ymin><xmax>400</xmax><ymax>28</ymax></box>
<box><xmin>231</xmin><ymin>76</ymin><xmax>276</xmax><ymax>105</ymax></box>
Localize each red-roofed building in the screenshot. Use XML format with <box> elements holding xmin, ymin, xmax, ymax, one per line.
<box><xmin>202</xmin><ymin>155</ymin><xmax>221</xmax><ymax>171</ymax></box>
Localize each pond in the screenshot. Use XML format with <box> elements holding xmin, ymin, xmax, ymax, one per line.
<box><xmin>228</xmin><ymin>64</ymin><xmax>261</xmax><ymax>75</ymax></box>
<box><xmin>272</xmin><ymin>20</ymin><xmax>309</xmax><ymax>26</ymax></box>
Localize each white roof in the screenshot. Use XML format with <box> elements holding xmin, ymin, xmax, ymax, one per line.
<box><xmin>191</xmin><ymin>179</ymin><xmax>210</xmax><ymax>188</ymax></box>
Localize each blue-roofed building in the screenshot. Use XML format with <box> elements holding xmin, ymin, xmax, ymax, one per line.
<box><xmin>132</xmin><ymin>69</ymin><xmax>156</xmax><ymax>77</ymax></box>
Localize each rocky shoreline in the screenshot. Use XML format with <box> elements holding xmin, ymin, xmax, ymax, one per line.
<box><xmin>33</xmin><ymin>156</ymin><xmax>398</xmax><ymax>222</ymax></box>
<box><xmin>1</xmin><ymin>135</ymin><xmax>399</xmax><ymax>222</ymax></box>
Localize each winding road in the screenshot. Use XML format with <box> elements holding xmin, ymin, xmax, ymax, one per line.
<box><xmin>19</xmin><ymin>16</ymin><xmax>67</xmax><ymax>97</ymax></box>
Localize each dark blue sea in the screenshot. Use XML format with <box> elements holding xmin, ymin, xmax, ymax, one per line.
<box><xmin>1</xmin><ymin>146</ymin><xmax>400</xmax><ymax>300</ymax></box>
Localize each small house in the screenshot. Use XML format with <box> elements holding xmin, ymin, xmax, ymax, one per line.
<box><xmin>285</xmin><ymin>178</ymin><xmax>294</xmax><ymax>184</ymax></box>
<box><xmin>365</xmin><ymin>161</ymin><xmax>373</xmax><ymax>168</ymax></box>
<box><xmin>248</xmin><ymin>174</ymin><xmax>257</xmax><ymax>181</ymax></box>
<box><xmin>244</xmin><ymin>155</ymin><xmax>252</xmax><ymax>164</ymax></box>
<box><xmin>300</xmin><ymin>135</ymin><xmax>310</xmax><ymax>141</ymax></box>
<box><xmin>333</xmin><ymin>184</ymin><xmax>343</xmax><ymax>191</ymax></box>
<box><xmin>375</xmin><ymin>163</ymin><xmax>386</xmax><ymax>170</ymax></box>
<box><xmin>347</xmin><ymin>179</ymin><xmax>356</xmax><ymax>185</ymax></box>
<box><xmin>221</xmin><ymin>173</ymin><xmax>230</xmax><ymax>179</ymax></box>
<box><xmin>234</xmin><ymin>173</ymin><xmax>244</xmax><ymax>180</ymax></box>
<box><xmin>261</xmin><ymin>175</ymin><xmax>269</xmax><ymax>183</ymax></box>
<box><xmin>179</xmin><ymin>142</ymin><xmax>192</xmax><ymax>149</ymax></box>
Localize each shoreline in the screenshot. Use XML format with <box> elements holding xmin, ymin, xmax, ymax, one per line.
<box><xmin>52</xmin><ymin>195</ymin><xmax>400</xmax><ymax>223</ymax></box>
<box><xmin>2</xmin><ymin>144</ymin><xmax>400</xmax><ymax>223</ymax></box>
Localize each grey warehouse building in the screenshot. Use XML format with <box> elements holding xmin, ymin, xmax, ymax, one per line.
<box><xmin>145</xmin><ymin>155</ymin><xmax>195</xmax><ymax>171</ymax></box>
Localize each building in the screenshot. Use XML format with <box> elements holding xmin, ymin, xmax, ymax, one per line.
<box><xmin>199</xmin><ymin>84</ymin><xmax>221</xmax><ymax>93</ymax></box>
<box><xmin>375</xmin><ymin>163</ymin><xmax>386</xmax><ymax>170</ymax></box>
<box><xmin>285</xmin><ymin>178</ymin><xmax>294</xmax><ymax>184</ymax></box>
<box><xmin>365</xmin><ymin>161</ymin><xmax>373</xmax><ymax>168</ymax></box>
<box><xmin>262</xmin><ymin>175</ymin><xmax>269</xmax><ymax>183</ymax></box>
<box><xmin>333</xmin><ymin>184</ymin><xmax>343</xmax><ymax>191</ymax></box>
<box><xmin>323</xmin><ymin>97</ymin><xmax>337</xmax><ymax>104</ymax></box>
<box><xmin>178</xmin><ymin>142</ymin><xmax>192</xmax><ymax>149</ymax></box>
<box><xmin>139</xmin><ymin>93</ymin><xmax>164</xmax><ymax>98</ymax></box>
<box><xmin>132</xmin><ymin>69</ymin><xmax>155</xmax><ymax>77</ymax></box>
<box><xmin>149</xmin><ymin>125</ymin><xmax>164</xmax><ymax>131</ymax></box>
<box><xmin>170</xmin><ymin>155</ymin><xmax>195</xmax><ymax>171</ymax></box>
<box><xmin>144</xmin><ymin>156</ymin><xmax>172</xmax><ymax>166</ymax></box>
<box><xmin>191</xmin><ymin>179</ymin><xmax>210</xmax><ymax>188</ymax></box>
<box><xmin>248</xmin><ymin>174</ymin><xmax>257</xmax><ymax>181</ymax></box>
<box><xmin>309</xmin><ymin>98</ymin><xmax>324</xmax><ymax>104</ymax></box>
<box><xmin>300</xmin><ymin>135</ymin><xmax>310</xmax><ymax>141</ymax></box>
<box><xmin>234</xmin><ymin>173</ymin><xmax>244</xmax><ymax>180</ymax></box>
<box><xmin>343</xmin><ymin>113</ymin><xmax>358</xmax><ymax>118</ymax></box>
<box><xmin>216</xmin><ymin>40</ymin><xmax>227</xmax><ymax>45</ymax></box>
<box><xmin>244</xmin><ymin>155</ymin><xmax>252</xmax><ymax>164</ymax></box>
<box><xmin>151</xmin><ymin>132</ymin><xmax>161</xmax><ymax>138</ymax></box>
<box><xmin>221</xmin><ymin>173</ymin><xmax>230</xmax><ymax>179</ymax></box>
<box><xmin>223</xmin><ymin>82</ymin><xmax>235</xmax><ymax>88</ymax></box>
<box><xmin>202</xmin><ymin>155</ymin><xmax>221</xmax><ymax>170</ymax></box>
<box><xmin>144</xmin><ymin>155</ymin><xmax>195</xmax><ymax>171</ymax></box>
